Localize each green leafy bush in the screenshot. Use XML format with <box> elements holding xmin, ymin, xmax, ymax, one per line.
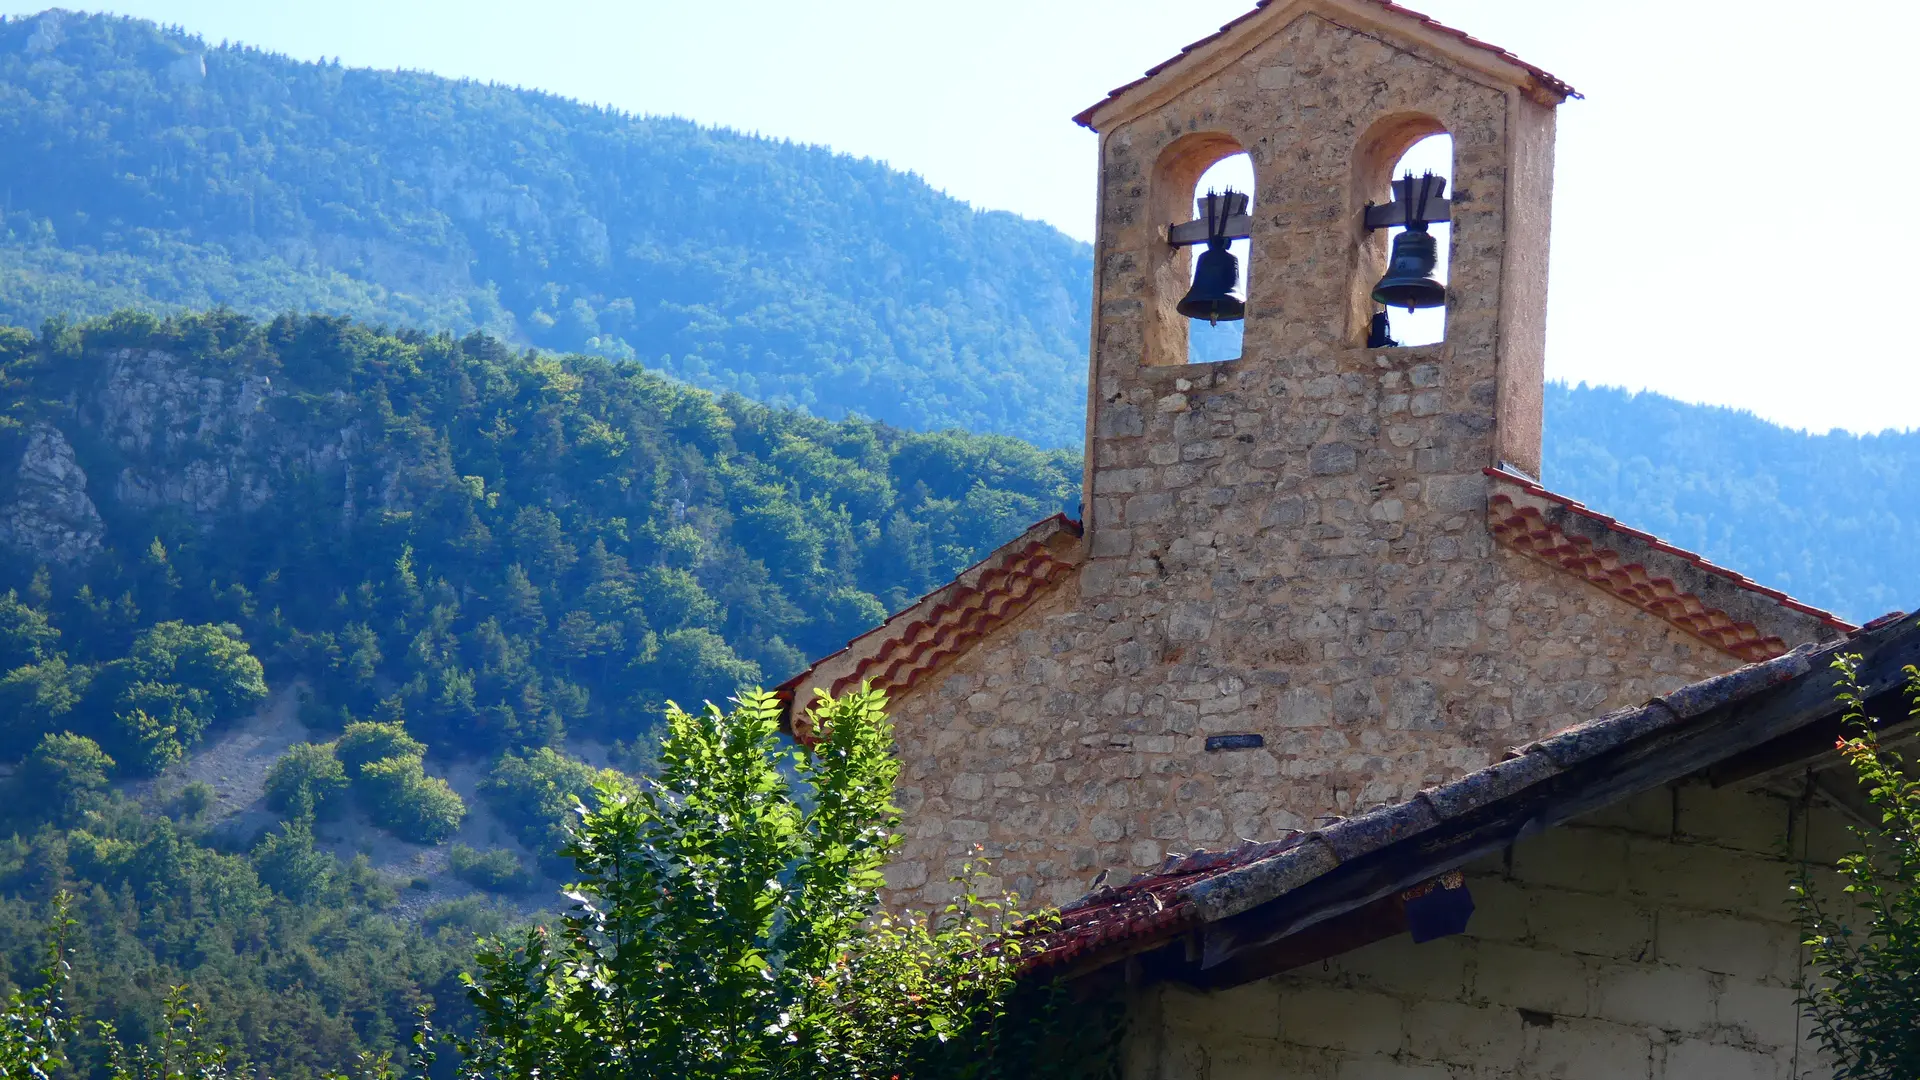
<box><xmin>336</xmin><ymin>721</ymin><xmax>427</xmax><ymax>773</ymax></box>
<box><xmin>448</xmin><ymin>843</ymin><xmax>532</xmax><ymax>893</ymax></box>
<box><xmin>263</xmin><ymin>741</ymin><xmax>349</xmax><ymax>818</ymax></box>
<box><xmin>355</xmin><ymin>756</ymin><xmax>466</xmax><ymax>844</ymax></box>
<box><xmin>251</xmin><ymin>818</ymin><xmax>335</xmax><ymax>902</ymax></box>
<box><xmin>480</xmin><ymin>748</ymin><xmax>626</xmax><ymax>857</ymax></box>
<box><xmin>1793</xmin><ymin>653</ymin><xmax>1920</xmax><ymax>1075</ymax></box>
<box><xmin>21</xmin><ymin>733</ymin><xmax>115</xmax><ymax>822</ymax></box>
<box><xmin>460</xmin><ymin>688</ymin><xmax>1046</xmax><ymax>1080</ymax></box>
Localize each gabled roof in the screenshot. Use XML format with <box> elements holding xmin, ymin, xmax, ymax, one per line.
<box><xmin>1486</xmin><ymin>467</ymin><xmax>1854</xmax><ymax>661</ymax></box>
<box><xmin>1073</xmin><ymin>0</ymin><xmax>1577</xmax><ymax>131</ymax></box>
<box><xmin>777</xmin><ymin>514</ymin><xmax>1083</xmax><ymax>742</ymax></box>
<box><xmin>1022</xmin><ymin>610</ymin><xmax>1920</xmax><ymax>987</ymax></box>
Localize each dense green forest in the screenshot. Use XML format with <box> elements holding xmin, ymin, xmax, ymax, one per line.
<box><xmin>0</xmin><ymin>10</ymin><xmax>1091</xmax><ymax>447</ymax></box>
<box><xmin>0</xmin><ymin>8</ymin><xmax>1915</xmax><ymax>1075</ymax></box>
<box><xmin>0</xmin><ymin>308</ymin><xmax>1077</xmax><ymax>1076</ymax></box>
<box><xmin>1542</xmin><ymin>384</ymin><xmax>1920</xmax><ymax>624</ymax></box>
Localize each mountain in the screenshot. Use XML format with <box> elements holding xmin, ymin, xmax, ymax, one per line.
<box><xmin>1543</xmin><ymin>383</ymin><xmax>1920</xmax><ymax>625</ymax></box>
<box><xmin>0</xmin><ymin>308</ymin><xmax>1078</xmax><ymax>1075</ymax></box>
<box><xmin>0</xmin><ymin>10</ymin><xmax>1092</xmax><ymax>447</ymax></box>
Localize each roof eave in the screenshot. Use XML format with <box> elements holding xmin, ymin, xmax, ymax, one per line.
<box><xmin>1073</xmin><ymin>0</ymin><xmax>1576</xmax><ymax>133</ymax></box>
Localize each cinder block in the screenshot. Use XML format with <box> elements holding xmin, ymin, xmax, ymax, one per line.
<box><xmin>1713</xmin><ymin>979</ymin><xmax>1800</xmax><ymax>1050</ymax></box>
<box><xmin>1461</xmin><ymin>874</ymin><xmax>1531</xmax><ymax>944</ymax></box>
<box><xmin>1405</xmin><ymin>999</ymin><xmax>1524</xmax><ymax>1064</ymax></box>
<box><xmin>1278</xmin><ymin>987</ymin><xmax>1406</xmax><ymax>1056</ymax></box>
<box><xmin>1212</xmin><ymin>1042</ymin><xmax>1339</xmax><ymax>1080</ymax></box>
<box><xmin>1575</xmin><ymin>788</ymin><xmax>1672</xmax><ymax>837</ymax></box>
<box><xmin>1523</xmin><ymin>1016</ymin><xmax>1653</xmax><ymax>1079</ymax></box>
<box><xmin>1660</xmin><ymin>1038</ymin><xmax>1780</xmax><ymax>1080</ymax></box>
<box><xmin>1531</xmin><ymin>891</ymin><xmax>1654</xmax><ymax>960</ymax></box>
<box><xmin>1511</xmin><ymin>827</ymin><xmax>1631</xmax><ymax>895</ymax></box>
<box><xmin>1332</xmin><ymin>1055</ymin><xmax>1451</xmax><ymax>1080</ymax></box>
<box><xmin>1593</xmin><ymin>964</ymin><xmax>1712</xmax><ymax>1033</ymax></box>
<box><xmin>1469</xmin><ymin>941</ymin><xmax>1592</xmax><ymax>1016</ymax></box>
<box><xmin>1329</xmin><ymin>932</ymin><xmax>1471</xmax><ymax>999</ymax></box>
<box><xmin>1623</xmin><ymin>837</ymin><xmax>1785</xmax><ymax>923</ymax></box>
<box><xmin>1655</xmin><ymin>912</ymin><xmax>1795</xmax><ymax>984</ymax></box>
<box><xmin>1676</xmin><ymin>783</ymin><xmax>1792</xmax><ymax>856</ymax></box>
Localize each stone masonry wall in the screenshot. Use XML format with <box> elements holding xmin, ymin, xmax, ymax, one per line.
<box><xmin>869</xmin><ymin>8</ymin><xmax>1813</xmax><ymax>915</ymax></box>
<box><xmin>1121</xmin><ymin>782</ymin><xmax>1842</xmax><ymax>1079</ymax></box>
<box><xmin>881</xmin><ymin>532</ymin><xmax>1734</xmax><ymax>910</ymax></box>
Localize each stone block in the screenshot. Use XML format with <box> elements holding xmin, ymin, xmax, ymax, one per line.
<box><xmin>1278</xmin><ymin>988</ymin><xmax>1404</xmax><ymax>1056</ymax></box>
<box><xmin>1660</xmin><ymin>1039</ymin><xmax>1777</xmax><ymax>1080</ymax></box>
<box><xmin>1713</xmin><ymin>979</ymin><xmax>1799</xmax><ymax>1049</ymax></box>
<box><xmin>1522</xmin><ymin>1017</ymin><xmax>1653</xmax><ymax>1079</ymax></box>
<box><xmin>1309</xmin><ymin>442</ymin><xmax>1358</xmax><ymax>475</ymax></box>
<box><xmin>1405</xmin><ymin>999</ymin><xmax>1524</xmax><ymax>1064</ymax></box>
<box><xmin>1654</xmin><ymin>911</ymin><xmax>1794</xmax><ymax>983</ymax></box>
<box><xmin>1332</xmin><ymin>1057</ymin><xmax>1450</xmax><ymax>1080</ymax></box>
<box><xmin>1530</xmin><ymin>892</ymin><xmax>1653</xmax><ymax>961</ymax></box>
<box><xmin>1420</xmin><ymin>474</ymin><xmax>1485</xmax><ymax>514</ymax></box>
<box><xmin>1593</xmin><ymin>964</ymin><xmax>1712</xmax><ymax>1032</ymax></box>
<box><xmin>1470</xmin><ymin>941</ymin><xmax>1591</xmax><ymax>1015</ymax></box>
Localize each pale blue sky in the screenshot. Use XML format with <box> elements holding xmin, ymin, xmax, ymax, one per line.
<box><xmin>3</xmin><ymin>0</ymin><xmax>1915</xmax><ymax>435</ymax></box>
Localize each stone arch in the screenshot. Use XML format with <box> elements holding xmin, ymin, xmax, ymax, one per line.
<box><xmin>1347</xmin><ymin>112</ymin><xmax>1452</xmax><ymax>347</ymax></box>
<box><xmin>1146</xmin><ymin>131</ymin><xmax>1252</xmax><ymax>368</ymax></box>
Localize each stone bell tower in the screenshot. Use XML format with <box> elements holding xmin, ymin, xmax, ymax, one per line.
<box><xmin>785</xmin><ymin>1</ymin><xmax>1844</xmax><ymax>911</ymax></box>
<box><xmin>1076</xmin><ymin>1</ymin><xmax>1567</xmax><ymax>562</ymax></box>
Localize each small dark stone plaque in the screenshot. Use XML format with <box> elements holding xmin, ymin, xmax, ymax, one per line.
<box><xmin>1205</xmin><ymin>733</ymin><xmax>1265</xmax><ymax>752</ymax></box>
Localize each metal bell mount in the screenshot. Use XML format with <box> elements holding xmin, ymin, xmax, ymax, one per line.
<box><xmin>1369</xmin><ymin>172</ymin><xmax>1448</xmax><ymax>312</ymax></box>
<box><xmin>1176</xmin><ymin>188</ymin><xmax>1246</xmax><ymax>325</ymax></box>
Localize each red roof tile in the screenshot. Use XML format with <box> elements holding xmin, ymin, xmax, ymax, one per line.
<box><xmin>1486</xmin><ymin>467</ymin><xmax>1854</xmax><ymax>662</ymax></box>
<box><xmin>1072</xmin><ymin>0</ymin><xmax>1577</xmax><ymax>130</ymax></box>
<box><xmin>778</xmin><ymin>514</ymin><xmax>1083</xmax><ymax>743</ymax></box>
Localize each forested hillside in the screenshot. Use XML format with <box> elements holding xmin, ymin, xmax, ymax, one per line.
<box><xmin>0</xmin><ymin>307</ymin><xmax>1076</xmax><ymax>1076</ymax></box>
<box><xmin>1543</xmin><ymin>384</ymin><xmax>1920</xmax><ymax>624</ymax></box>
<box><xmin>0</xmin><ymin>10</ymin><xmax>1091</xmax><ymax>446</ymax></box>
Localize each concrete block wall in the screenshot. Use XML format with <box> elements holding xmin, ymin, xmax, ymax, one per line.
<box><xmin>1123</xmin><ymin>783</ymin><xmax>1843</xmax><ymax>1079</ymax></box>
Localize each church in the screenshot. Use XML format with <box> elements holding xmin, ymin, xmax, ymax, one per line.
<box><xmin>778</xmin><ymin>1</ymin><xmax>1912</xmax><ymax>1075</ymax></box>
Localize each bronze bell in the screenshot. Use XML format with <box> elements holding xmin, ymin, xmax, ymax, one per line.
<box><xmin>1371</xmin><ymin>222</ymin><xmax>1446</xmax><ymax>311</ymax></box>
<box><xmin>1177</xmin><ymin>238</ymin><xmax>1245</xmax><ymax>325</ymax></box>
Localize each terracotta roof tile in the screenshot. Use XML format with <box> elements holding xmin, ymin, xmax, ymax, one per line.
<box><xmin>1072</xmin><ymin>0</ymin><xmax>1576</xmax><ymax>130</ymax></box>
<box><xmin>1486</xmin><ymin>467</ymin><xmax>1854</xmax><ymax>661</ymax></box>
<box><xmin>778</xmin><ymin>514</ymin><xmax>1082</xmax><ymax>743</ymax></box>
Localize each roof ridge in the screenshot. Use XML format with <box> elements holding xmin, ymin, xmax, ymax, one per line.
<box><xmin>778</xmin><ymin>514</ymin><xmax>1084</xmax><ymax>741</ymax></box>
<box><xmin>1483</xmin><ymin>466</ymin><xmax>1855</xmax><ymax>638</ymax></box>
<box><xmin>1073</xmin><ymin>0</ymin><xmax>1576</xmax><ymax>129</ymax></box>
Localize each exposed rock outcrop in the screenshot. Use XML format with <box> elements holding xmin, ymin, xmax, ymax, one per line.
<box><xmin>0</xmin><ymin>423</ymin><xmax>103</xmax><ymax>564</ymax></box>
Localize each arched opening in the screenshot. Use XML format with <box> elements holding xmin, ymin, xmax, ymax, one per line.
<box><xmin>1146</xmin><ymin>133</ymin><xmax>1249</xmax><ymax>367</ymax></box>
<box><xmin>1380</xmin><ymin>133</ymin><xmax>1452</xmax><ymax>347</ymax></box>
<box><xmin>1188</xmin><ymin>152</ymin><xmax>1254</xmax><ymax>363</ymax></box>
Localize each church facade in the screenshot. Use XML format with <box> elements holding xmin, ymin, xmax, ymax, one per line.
<box><xmin>776</xmin><ymin>2</ymin><xmax>1915</xmax><ymax>1075</ymax></box>
<box><xmin>779</xmin><ymin>0</ymin><xmax>1848</xmax><ymax>912</ymax></box>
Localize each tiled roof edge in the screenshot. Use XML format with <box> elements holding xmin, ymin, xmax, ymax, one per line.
<box><xmin>1179</xmin><ymin>643</ymin><xmax>1823</xmax><ymax>927</ymax></box>
<box><xmin>777</xmin><ymin>513</ymin><xmax>1083</xmax><ymax>737</ymax></box>
<box><xmin>1072</xmin><ymin>0</ymin><xmax>1576</xmax><ymax>130</ymax></box>
<box><xmin>1019</xmin><ymin>613</ymin><xmax>1920</xmax><ymax>976</ymax></box>
<box><xmin>1485</xmin><ymin>467</ymin><xmax>1855</xmax><ymax>645</ymax></box>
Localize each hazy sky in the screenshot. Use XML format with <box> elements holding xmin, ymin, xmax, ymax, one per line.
<box><xmin>3</xmin><ymin>0</ymin><xmax>1916</xmax><ymax>435</ymax></box>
